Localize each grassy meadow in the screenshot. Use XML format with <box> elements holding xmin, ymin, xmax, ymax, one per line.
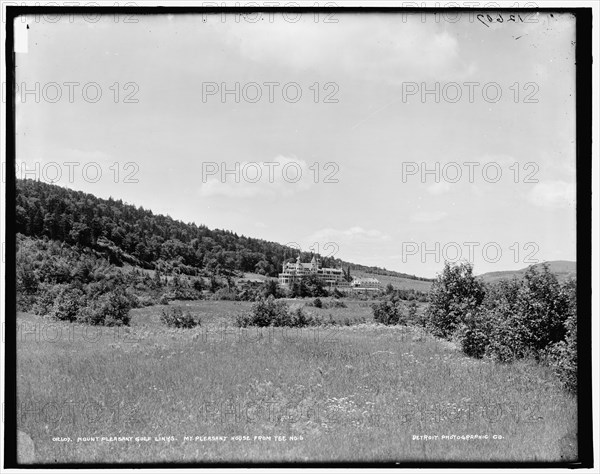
<box><xmin>17</xmin><ymin>299</ymin><xmax>577</xmax><ymax>464</ymax></box>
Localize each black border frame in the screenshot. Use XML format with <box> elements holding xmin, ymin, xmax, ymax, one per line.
<box><xmin>3</xmin><ymin>5</ymin><xmax>594</xmax><ymax>469</ymax></box>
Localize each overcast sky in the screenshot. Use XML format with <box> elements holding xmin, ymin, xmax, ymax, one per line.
<box><xmin>14</xmin><ymin>10</ymin><xmax>576</xmax><ymax>277</ymax></box>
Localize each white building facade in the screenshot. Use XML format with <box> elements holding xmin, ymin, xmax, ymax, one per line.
<box><xmin>350</xmin><ymin>277</ymin><xmax>382</xmax><ymax>293</ymax></box>
<box><xmin>278</xmin><ymin>255</ymin><xmax>349</xmax><ymax>288</ymax></box>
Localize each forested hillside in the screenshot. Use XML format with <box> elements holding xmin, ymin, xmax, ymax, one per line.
<box><xmin>14</xmin><ymin>179</ymin><xmax>430</xmax><ymax>280</ymax></box>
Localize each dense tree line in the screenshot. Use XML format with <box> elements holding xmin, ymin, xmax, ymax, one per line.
<box><xmin>15</xmin><ymin>179</ymin><xmax>427</xmax><ymax>281</ymax></box>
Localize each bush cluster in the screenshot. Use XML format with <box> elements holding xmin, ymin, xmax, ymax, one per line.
<box><xmin>79</xmin><ymin>291</ymin><xmax>133</xmax><ymax>326</ymax></box>
<box><xmin>426</xmin><ymin>262</ymin><xmax>485</xmax><ymax>338</ymax></box>
<box><xmin>49</xmin><ymin>286</ymin><xmax>86</xmax><ymax>322</ymax></box>
<box><xmin>160</xmin><ymin>307</ymin><xmax>200</xmax><ymax>328</ymax></box>
<box><xmin>546</xmin><ymin>310</ymin><xmax>577</xmax><ymax>392</ymax></box>
<box><xmin>43</xmin><ymin>286</ymin><xmax>133</xmax><ymax>326</ymax></box>
<box><xmin>371</xmin><ymin>297</ymin><xmax>422</xmax><ymax>326</ymax></box>
<box><xmin>210</xmin><ymin>288</ymin><xmax>239</xmax><ymax>301</ymax></box>
<box><xmin>306</xmin><ymin>298</ymin><xmax>347</xmax><ymax>309</ymax></box>
<box><xmin>372</xmin><ymin>300</ymin><xmax>403</xmax><ymax>325</ymax></box>
<box><xmin>236</xmin><ymin>296</ymin><xmax>324</xmax><ymax>328</ymax></box>
<box><xmin>425</xmin><ymin>262</ymin><xmax>577</xmax><ymax>391</ymax></box>
<box><xmin>326</xmin><ymin>299</ymin><xmax>347</xmax><ymax>309</ymax></box>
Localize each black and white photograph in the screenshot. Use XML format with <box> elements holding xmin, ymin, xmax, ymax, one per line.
<box><xmin>1</xmin><ymin>1</ymin><xmax>597</xmax><ymax>468</ymax></box>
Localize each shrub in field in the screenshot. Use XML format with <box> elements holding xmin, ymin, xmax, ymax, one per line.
<box><xmin>545</xmin><ymin>279</ymin><xmax>577</xmax><ymax>391</ymax></box>
<box><xmin>289</xmin><ymin>306</ymin><xmax>319</xmax><ymax>327</ymax></box>
<box><xmin>237</xmin><ymin>288</ymin><xmax>261</xmax><ymax>302</ymax></box>
<box><xmin>135</xmin><ymin>295</ymin><xmax>156</xmax><ymax>307</ymax></box>
<box><xmin>79</xmin><ymin>290</ymin><xmax>133</xmax><ymax>326</ymax></box>
<box><xmin>237</xmin><ymin>296</ymin><xmax>290</xmax><ymax>327</ymax></box>
<box><xmin>49</xmin><ymin>286</ymin><xmax>86</xmax><ymax>322</ymax></box>
<box><xmin>313</xmin><ymin>297</ymin><xmax>323</xmax><ymax>308</ymax></box>
<box><xmin>192</xmin><ymin>278</ymin><xmax>205</xmax><ymax>292</ymax></box>
<box><xmin>372</xmin><ymin>299</ymin><xmax>404</xmax><ymax>325</ymax></box>
<box><xmin>158</xmin><ymin>294</ymin><xmax>170</xmax><ymax>305</ymax></box>
<box><xmin>514</xmin><ymin>266</ymin><xmax>571</xmax><ymax>351</ymax></box>
<box><xmin>468</xmin><ymin>279</ymin><xmax>523</xmax><ymax>361</ymax></box>
<box><xmin>332</xmin><ymin>288</ymin><xmax>344</xmax><ymax>298</ymax></box>
<box><xmin>237</xmin><ymin>296</ymin><xmax>320</xmax><ymax>328</ymax></box>
<box><xmin>547</xmin><ymin>311</ymin><xmax>577</xmax><ymax>392</ymax></box>
<box><xmin>262</xmin><ymin>279</ymin><xmax>283</xmax><ymax>299</ymax></box>
<box><xmin>325</xmin><ymin>299</ymin><xmax>347</xmax><ymax>309</ymax></box>
<box><xmin>171</xmin><ymin>286</ymin><xmax>204</xmax><ymax>300</ymax></box>
<box><xmin>483</xmin><ymin>267</ymin><xmax>574</xmax><ymax>362</ymax></box>
<box><xmin>211</xmin><ymin>288</ymin><xmax>239</xmax><ymax>301</ymax></box>
<box><xmin>407</xmin><ymin>300</ymin><xmax>417</xmax><ymax>318</ymax></box>
<box><xmin>160</xmin><ymin>307</ymin><xmax>199</xmax><ymax>329</ymax></box>
<box><xmin>31</xmin><ymin>283</ymin><xmax>66</xmax><ymax>316</ymax></box>
<box><xmin>426</xmin><ymin>262</ymin><xmax>485</xmax><ymax>339</ymax></box>
<box><xmin>482</xmin><ymin>310</ymin><xmax>528</xmax><ymax>362</ymax></box>
<box><xmin>405</xmin><ymin>300</ymin><xmax>427</xmax><ymax>326</ymax></box>
<box><xmin>209</xmin><ymin>275</ymin><xmax>223</xmax><ymax>293</ymax></box>
<box><xmin>454</xmin><ymin>311</ymin><xmax>490</xmax><ymax>359</ymax></box>
<box><xmin>16</xmin><ymin>259</ymin><xmax>40</xmax><ymax>311</ymax></box>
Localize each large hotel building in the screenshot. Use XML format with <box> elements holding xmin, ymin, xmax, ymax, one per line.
<box><xmin>278</xmin><ymin>255</ymin><xmax>381</xmax><ymax>292</ymax></box>
<box><xmin>278</xmin><ymin>255</ymin><xmax>348</xmax><ymax>288</ymax></box>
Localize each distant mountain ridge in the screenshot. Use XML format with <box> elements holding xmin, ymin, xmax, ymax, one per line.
<box><xmin>478</xmin><ymin>261</ymin><xmax>576</xmax><ymax>283</ymax></box>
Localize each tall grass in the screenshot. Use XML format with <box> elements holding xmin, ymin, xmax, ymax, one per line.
<box><xmin>17</xmin><ymin>302</ymin><xmax>576</xmax><ymax>463</ymax></box>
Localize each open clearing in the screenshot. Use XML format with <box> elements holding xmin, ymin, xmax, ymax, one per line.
<box><xmin>17</xmin><ymin>300</ymin><xmax>577</xmax><ymax>463</ymax></box>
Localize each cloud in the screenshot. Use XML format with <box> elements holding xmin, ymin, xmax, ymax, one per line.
<box><xmin>198</xmin><ymin>155</ymin><xmax>313</xmax><ymax>198</ymax></box>
<box><xmin>427</xmin><ymin>181</ymin><xmax>452</xmax><ymax>195</ymax></box>
<box><xmin>410</xmin><ymin>211</ymin><xmax>448</xmax><ymax>223</ymax></box>
<box><xmin>528</xmin><ymin>181</ymin><xmax>575</xmax><ymax>208</ymax></box>
<box><xmin>306</xmin><ymin>226</ymin><xmax>391</xmax><ymax>247</ymax></box>
<box><xmin>59</xmin><ymin>148</ymin><xmax>113</xmax><ymax>163</ymax></box>
<box><xmin>226</xmin><ymin>14</ymin><xmax>471</xmax><ymax>83</ymax></box>
<box><xmin>302</xmin><ymin>226</ymin><xmax>392</xmax><ymax>261</ymax></box>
